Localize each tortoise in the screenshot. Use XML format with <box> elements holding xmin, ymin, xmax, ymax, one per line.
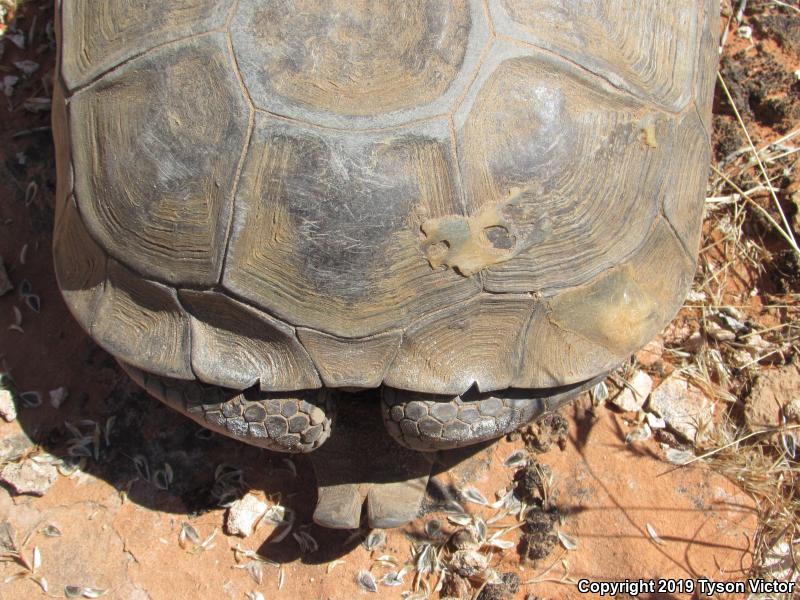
<box><xmin>52</xmin><ymin>0</ymin><xmax>719</xmax><ymax>529</ymax></box>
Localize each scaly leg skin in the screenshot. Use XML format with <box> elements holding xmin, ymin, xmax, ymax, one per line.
<box><xmin>382</xmin><ymin>377</ymin><xmax>606</xmax><ymax>451</ymax></box>
<box><xmin>120</xmin><ymin>362</ymin><xmax>334</xmax><ymax>453</ymax></box>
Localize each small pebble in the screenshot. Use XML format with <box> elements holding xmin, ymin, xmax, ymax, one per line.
<box><xmin>49</xmin><ymin>387</ymin><xmax>68</xmax><ymax>409</ymax></box>
<box><xmin>225</xmin><ymin>493</ymin><xmax>268</xmax><ymax>537</ymax></box>
<box><xmin>1</xmin><ymin>75</ymin><xmax>18</xmax><ymax>97</ymax></box>
<box><xmin>648</xmin><ymin>375</ymin><xmax>714</xmax><ymax>442</ymax></box>
<box><xmin>1</xmin><ymin>459</ymin><xmax>58</xmax><ymax>496</ymax></box>
<box><xmin>0</xmin><ymin>389</ymin><xmax>16</xmax><ymax>422</ymax></box>
<box><xmin>13</xmin><ymin>60</ymin><xmax>39</xmax><ymax>76</ymax></box>
<box><xmin>611</xmin><ymin>370</ymin><xmax>653</xmax><ymax>413</ymax></box>
<box><xmin>645</xmin><ymin>412</ymin><xmax>666</xmax><ymax>429</ymax></box>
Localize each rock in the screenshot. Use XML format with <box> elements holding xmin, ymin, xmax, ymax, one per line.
<box><xmin>785</xmin><ymin>398</ymin><xmax>800</xmax><ymax>423</ymax></box>
<box><xmin>684</xmin><ymin>331</ymin><xmax>704</xmax><ymax>352</ymax></box>
<box><xmin>225</xmin><ymin>493</ymin><xmax>268</xmax><ymax>537</ymax></box>
<box><xmin>1</xmin><ymin>459</ymin><xmax>58</xmax><ymax>496</ymax></box>
<box><xmin>449</xmin><ymin>549</ymin><xmax>489</xmax><ymax>577</ymax></box>
<box><xmin>0</xmin><ymin>433</ymin><xmax>34</xmax><ymax>462</ymax></box>
<box><xmin>0</xmin><ymin>389</ymin><xmax>17</xmax><ymax>422</ymax></box>
<box><xmin>49</xmin><ymin>386</ymin><xmax>69</xmax><ymax>409</ymax></box>
<box><xmin>441</xmin><ymin>573</ymin><xmax>471</xmax><ymax>600</ymax></box>
<box><xmin>477</xmin><ymin>572</ymin><xmax>520</xmax><ymax>600</ymax></box>
<box><xmin>0</xmin><ymin>258</ymin><xmax>11</xmax><ymax>296</ymax></box>
<box><xmin>635</xmin><ymin>338</ymin><xmax>663</xmax><ymax>367</ymax></box>
<box><xmin>645</xmin><ymin>412</ymin><xmax>666</xmax><ymax>429</ymax></box>
<box><xmin>744</xmin><ymin>365</ymin><xmax>800</xmax><ymax>431</ymax></box>
<box><xmin>648</xmin><ymin>375</ymin><xmax>715</xmax><ymax>443</ymax></box>
<box><xmin>611</xmin><ymin>370</ymin><xmax>653</xmax><ymax>412</ymax></box>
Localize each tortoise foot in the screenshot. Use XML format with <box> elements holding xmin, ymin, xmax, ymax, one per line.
<box><xmin>308</xmin><ymin>395</ymin><xmax>434</xmax><ymax>529</ymax></box>
<box><xmin>381</xmin><ymin>378</ymin><xmax>605</xmax><ymax>451</ymax></box>
<box><xmin>121</xmin><ymin>362</ymin><xmax>334</xmax><ymax>453</ymax></box>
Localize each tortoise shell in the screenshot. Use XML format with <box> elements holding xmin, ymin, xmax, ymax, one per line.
<box><xmin>53</xmin><ymin>1</ymin><xmax>717</xmax><ymax>424</ymax></box>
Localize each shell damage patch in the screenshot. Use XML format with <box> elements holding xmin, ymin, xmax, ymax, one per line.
<box><xmin>420</xmin><ymin>198</ymin><xmax>523</xmax><ymax>276</ymax></box>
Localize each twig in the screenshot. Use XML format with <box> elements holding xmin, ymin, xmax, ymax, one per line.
<box><xmin>772</xmin><ymin>0</ymin><xmax>800</xmax><ymax>14</ymax></box>
<box><xmin>716</xmin><ymin>72</ymin><xmax>800</xmax><ymax>254</ymax></box>
<box><xmin>673</xmin><ymin>424</ymin><xmax>800</xmax><ymax>470</ymax></box>
<box><xmin>711</xmin><ymin>165</ymin><xmax>800</xmax><ymax>252</ymax></box>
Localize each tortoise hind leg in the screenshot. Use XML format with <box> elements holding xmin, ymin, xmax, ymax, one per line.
<box><xmin>308</xmin><ymin>394</ymin><xmax>434</xmax><ymax>529</ymax></box>
<box><xmin>381</xmin><ymin>377</ymin><xmax>606</xmax><ymax>451</ymax></box>
<box><xmin>120</xmin><ymin>362</ymin><xmax>334</xmax><ymax>453</ymax></box>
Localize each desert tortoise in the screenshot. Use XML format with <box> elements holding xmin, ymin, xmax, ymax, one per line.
<box><xmin>52</xmin><ymin>0</ymin><xmax>719</xmax><ymax>529</ymax></box>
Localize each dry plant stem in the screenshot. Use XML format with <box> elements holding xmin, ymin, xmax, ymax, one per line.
<box><xmin>715</xmin><ymin>72</ymin><xmax>800</xmax><ymax>254</ymax></box>
<box><xmin>678</xmin><ymin>424</ymin><xmax>800</xmax><ymax>470</ymax></box>
<box><xmin>736</xmin><ymin>0</ymin><xmax>749</xmax><ymax>23</ymax></box>
<box><xmin>772</xmin><ymin>0</ymin><xmax>800</xmax><ymax>14</ymax></box>
<box><xmin>711</xmin><ymin>165</ymin><xmax>800</xmax><ymax>251</ymax></box>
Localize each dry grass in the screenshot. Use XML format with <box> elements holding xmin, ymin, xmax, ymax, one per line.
<box><xmin>701</xmin><ymin>422</ymin><xmax>799</xmax><ymax>585</ymax></box>
<box><xmin>674</xmin><ymin>0</ymin><xmax>800</xmax><ymax>590</ymax></box>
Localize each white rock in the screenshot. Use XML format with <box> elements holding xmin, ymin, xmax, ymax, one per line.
<box><xmin>0</xmin><ymin>389</ymin><xmax>16</xmax><ymax>422</ymax></box>
<box><xmin>611</xmin><ymin>370</ymin><xmax>653</xmax><ymax>412</ymax></box>
<box><xmin>1</xmin><ymin>459</ymin><xmax>58</xmax><ymax>496</ymax></box>
<box><xmin>225</xmin><ymin>493</ymin><xmax>268</xmax><ymax>537</ymax></box>
<box><xmin>1</xmin><ymin>75</ymin><xmax>18</xmax><ymax>98</ymax></box>
<box><xmin>0</xmin><ymin>434</ymin><xmax>34</xmax><ymax>462</ymax></box>
<box><xmin>648</xmin><ymin>375</ymin><xmax>714</xmax><ymax>443</ymax></box>
<box><xmin>49</xmin><ymin>387</ymin><xmax>68</xmax><ymax>409</ymax></box>
<box><xmin>645</xmin><ymin>412</ymin><xmax>666</xmax><ymax>429</ymax></box>
<box><xmin>785</xmin><ymin>398</ymin><xmax>800</xmax><ymax>423</ymax></box>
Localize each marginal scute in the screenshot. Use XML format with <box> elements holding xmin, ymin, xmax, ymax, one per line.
<box><xmin>92</xmin><ymin>261</ymin><xmax>193</xmax><ymax>380</ymax></box>
<box><xmin>384</xmin><ymin>294</ymin><xmax>535</xmax><ymax>394</ymax></box>
<box><xmin>60</xmin><ymin>0</ymin><xmax>234</xmax><ymax>89</ymax></box>
<box><xmin>490</xmin><ymin>0</ymin><xmax>700</xmax><ymax>111</ymax></box>
<box><xmin>69</xmin><ymin>34</ymin><xmax>249</xmax><ymax>286</ymax></box>
<box><xmin>516</xmin><ymin>218</ymin><xmax>694</xmax><ymax>387</ymax></box>
<box><xmin>661</xmin><ymin>113</ymin><xmax>710</xmax><ymax>257</ymax></box>
<box><xmin>296</xmin><ymin>328</ymin><xmax>402</xmax><ymax>389</ymax></box>
<box><xmin>547</xmin><ymin>265</ymin><xmax>658</xmax><ymax>354</ymax></box>
<box><xmin>179</xmin><ymin>290</ymin><xmax>321</xmax><ymax>392</ymax></box>
<box><xmin>514</xmin><ymin>311</ymin><xmax>620</xmax><ymax>388</ymax></box>
<box><xmin>223</xmin><ymin>114</ymin><xmax>479</xmax><ymax>338</ymax></box>
<box><xmin>694</xmin><ymin>0</ymin><xmax>721</xmax><ymax>135</ymax></box>
<box><xmin>51</xmin><ymin>79</ymin><xmax>72</xmax><ymax>211</ymax></box>
<box><xmin>53</xmin><ymin>196</ymin><xmax>106</xmax><ymax>330</ymax></box>
<box><xmin>455</xmin><ymin>48</ymin><xmax>676</xmax><ymax>295</ymax></box>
